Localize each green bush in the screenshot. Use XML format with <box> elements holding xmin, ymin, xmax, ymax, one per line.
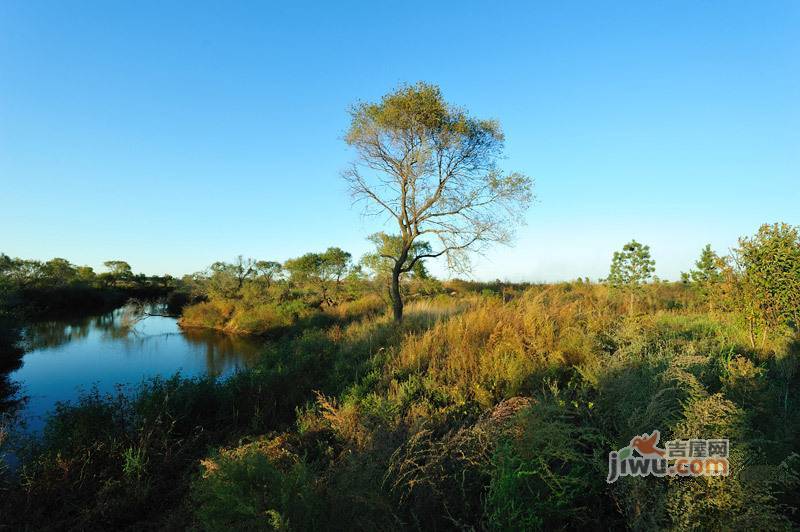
<box><xmin>194</xmin><ymin>441</ymin><xmax>321</xmax><ymax>531</ymax></box>
<box><xmin>180</xmin><ymin>300</ymin><xmax>235</xmax><ymax>330</ymax></box>
<box><xmin>486</xmin><ymin>398</ymin><xmax>607</xmax><ymax>530</ymax></box>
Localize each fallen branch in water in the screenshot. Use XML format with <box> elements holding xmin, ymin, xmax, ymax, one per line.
<box><xmin>120</xmin><ymin>298</ymin><xmax>172</xmax><ymax>329</ymax></box>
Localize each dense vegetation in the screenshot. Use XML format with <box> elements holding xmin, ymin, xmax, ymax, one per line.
<box><xmin>176</xmin><ymin>249</ymin><xmax>444</xmax><ymax>336</ymax></box>
<box><xmin>1</xmin><ymin>223</ymin><xmax>798</xmax><ymax>530</ymax></box>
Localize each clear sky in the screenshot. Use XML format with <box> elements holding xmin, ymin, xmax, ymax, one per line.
<box><xmin>1</xmin><ymin>1</ymin><xmax>798</xmax><ymax>281</ymax></box>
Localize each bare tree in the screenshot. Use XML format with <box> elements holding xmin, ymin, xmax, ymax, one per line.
<box><xmin>344</xmin><ymin>82</ymin><xmax>533</xmax><ymax>321</ymax></box>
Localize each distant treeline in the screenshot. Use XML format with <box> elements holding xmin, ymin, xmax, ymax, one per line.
<box><xmin>0</xmin><ymin>255</ymin><xmax>173</xmax><ymax>319</ymax></box>
<box><xmin>0</xmin><ymin>254</ymin><xmax>174</xmax><ymax>373</ymax></box>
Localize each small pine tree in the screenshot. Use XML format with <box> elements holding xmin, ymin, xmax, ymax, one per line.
<box><xmin>682</xmin><ymin>244</ymin><xmax>723</xmax><ymax>310</ymax></box>
<box><xmin>607</xmin><ymin>240</ymin><xmax>656</xmax><ymax>314</ymax></box>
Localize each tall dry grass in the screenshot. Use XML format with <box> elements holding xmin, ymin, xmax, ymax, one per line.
<box><xmin>385</xmin><ymin>284</ymin><xmax>618</xmax><ymax>406</ymax></box>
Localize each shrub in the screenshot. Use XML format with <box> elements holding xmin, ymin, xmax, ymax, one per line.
<box><xmin>194</xmin><ymin>439</ymin><xmax>321</xmax><ymax>531</ymax></box>
<box><xmin>486</xmin><ymin>398</ymin><xmax>607</xmax><ymax>530</ymax></box>
<box><xmin>180</xmin><ymin>300</ymin><xmax>235</xmax><ymax>330</ymax></box>
<box><xmin>385</xmin><ymin>426</ymin><xmax>493</xmax><ymax>529</ymax></box>
<box><xmin>229</xmin><ymin>304</ymin><xmax>288</xmax><ymax>334</ymax></box>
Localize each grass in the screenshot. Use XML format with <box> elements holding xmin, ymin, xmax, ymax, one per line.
<box><xmin>179</xmin><ymin>294</ymin><xmax>387</xmax><ymax>336</ymax></box>
<box><xmin>2</xmin><ymin>282</ymin><xmax>799</xmax><ymax>530</ymax></box>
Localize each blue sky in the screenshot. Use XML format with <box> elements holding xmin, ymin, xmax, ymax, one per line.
<box><xmin>1</xmin><ymin>1</ymin><xmax>797</xmax><ymax>281</ymax></box>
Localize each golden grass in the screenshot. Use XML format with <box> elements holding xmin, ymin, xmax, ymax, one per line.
<box><xmin>385</xmin><ymin>284</ymin><xmax>619</xmax><ymax>406</ymax></box>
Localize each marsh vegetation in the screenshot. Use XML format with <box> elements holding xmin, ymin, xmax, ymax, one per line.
<box><xmin>1</xmin><ymin>221</ymin><xmax>799</xmax><ymax>530</ymax></box>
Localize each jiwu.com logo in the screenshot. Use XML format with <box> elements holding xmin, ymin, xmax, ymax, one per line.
<box><xmin>607</xmin><ymin>430</ymin><xmax>729</xmax><ymax>483</ymax></box>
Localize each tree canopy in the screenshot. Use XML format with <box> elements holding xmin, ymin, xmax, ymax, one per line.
<box><xmin>344</xmin><ymin>82</ymin><xmax>533</xmax><ymax>320</ymax></box>
<box><xmin>284</xmin><ymin>247</ymin><xmax>352</xmax><ymax>306</ymax></box>
<box><xmin>732</xmin><ymin>223</ymin><xmax>800</xmax><ymax>346</ymax></box>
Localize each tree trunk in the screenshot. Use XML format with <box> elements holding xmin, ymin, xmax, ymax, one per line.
<box><xmin>389</xmin><ymin>242</ymin><xmax>411</xmax><ymax>323</ymax></box>
<box><xmin>390</xmin><ymin>244</ymin><xmax>411</xmax><ymax>323</ymax></box>
<box><xmin>390</xmin><ymin>265</ymin><xmax>403</xmax><ymax>323</ymax></box>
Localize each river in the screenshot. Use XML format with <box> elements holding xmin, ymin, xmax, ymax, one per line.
<box><xmin>5</xmin><ymin>304</ymin><xmax>265</xmax><ymax>433</ymax></box>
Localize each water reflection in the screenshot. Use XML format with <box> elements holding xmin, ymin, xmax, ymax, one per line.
<box><xmin>6</xmin><ymin>304</ymin><xmax>265</xmax><ymax>432</ymax></box>
<box><xmin>180</xmin><ymin>327</ymin><xmax>266</xmax><ymax>377</ymax></box>
<box><xmin>21</xmin><ymin>305</ymin><xmax>163</xmax><ymax>350</ymax></box>
<box><xmin>0</xmin><ymin>353</ymin><xmax>22</xmax><ymax>412</ymax></box>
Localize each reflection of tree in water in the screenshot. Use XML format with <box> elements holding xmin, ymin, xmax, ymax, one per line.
<box><xmin>22</xmin><ymin>303</ymin><xmax>264</xmax><ymax>377</ymax></box>
<box><xmin>20</xmin><ymin>305</ymin><xmax>154</xmax><ymax>350</ymax></box>
<box><xmin>21</xmin><ymin>317</ymin><xmax>94</xmax><ymax>350</ymax></box>
<box><xmin>1</xmin><ymin>306</ymin><xmax>147</xmax><ymax>414</ymax></box>
<box><xmin>0</xmin><ymin>327</ymin><xmax>23</xmax><ymax>415</ymax></box>
<box><xmin>181</xmin><ymin>328</ymin><xmax>264</xmax><ymax>377</ymax></box>
<box><xmin>0</xmin><ymin>366</ymin><xmax>22</xmax><ymax>414</ymax></box>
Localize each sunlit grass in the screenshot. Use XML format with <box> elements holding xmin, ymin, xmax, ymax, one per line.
<box><xmin>4</xmin><ymin>282</ymin><xmax>800</xmax><ymax>530</ymax></box>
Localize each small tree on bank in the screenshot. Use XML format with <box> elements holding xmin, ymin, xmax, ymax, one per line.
<box><xmin>284</xmin><ymin>247</ymin><xmax>352</xmax><ymax>307</ymax></box>
<box><xmin>607</xmin><ymin>240</ymin><xmax>656</xmax><ymax>314</ymax></box>
<box><xmin>343</xmin><ymin>82</ymin><xmax>533</xmax><ymax>322</ymax></box>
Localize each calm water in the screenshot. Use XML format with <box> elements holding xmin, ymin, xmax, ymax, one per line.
<box><xmin>8</xmin><ymin>305</ymin><xmax>265</xmax><ymax>432</ymax></box>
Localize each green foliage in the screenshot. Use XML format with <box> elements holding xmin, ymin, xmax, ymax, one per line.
<box><xmin>179</xmin><ymin>248</ymin><xmax>392</xmax><ymax>335</ymax></box>
<box><xmin>122</xmin><ymin>445</ymin><xmax>149</xmax><ymax>481</ymax></box>
<box><xmin>682</xmin><ymin>244</ymin><xmax>723</xmax><ymax>308</ymax></box>
<box><xmin>486</xmin><ymin>398</ymin><xmax>606</xmax><ymax>530</ymax></box>
<box><xmin>361</xmin><ymin>232</ymin><xmax>441</xmax><ymax>303</ymax></box>
<box><xmin>0</xmin><ymin>252</ymin><xmax>172</xmax><ymax>317</ymax></box>
<box><xmin>103</xmin><ymin>260</ymin><xmax>133</xmax><ymax>281</ymax></box>
<box><xmin>362</xmin><ymin>232</ymin><xmax>432</xmax><ymax>277</ymax></box>
<box><xmin>686</xmin><ymin>244</ymin><xmax>723</xmax><ymax>285</ymax></box>
<box><xmin>607</xmin><ymin>240</ymin><xmax>656</xmax><ymax>288</ymax></box>
<box><xmin>284</xmin><ymin>247</ymin><xmax>352</xmax><ymax>306</ymax></box>
<box><xmin>193</xmin><ymin>443</ymin><xmax>320</xmax><ymax>531</ymax></box>
<box><xmin>732</xmin><ymin>223</ymin><xmax>800</xmax><ymax>347</ymax></box>
<box><xmin>607</xmin><ymin>240</ymin><xmax>656</xmax><ymax>313</ymax></box>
